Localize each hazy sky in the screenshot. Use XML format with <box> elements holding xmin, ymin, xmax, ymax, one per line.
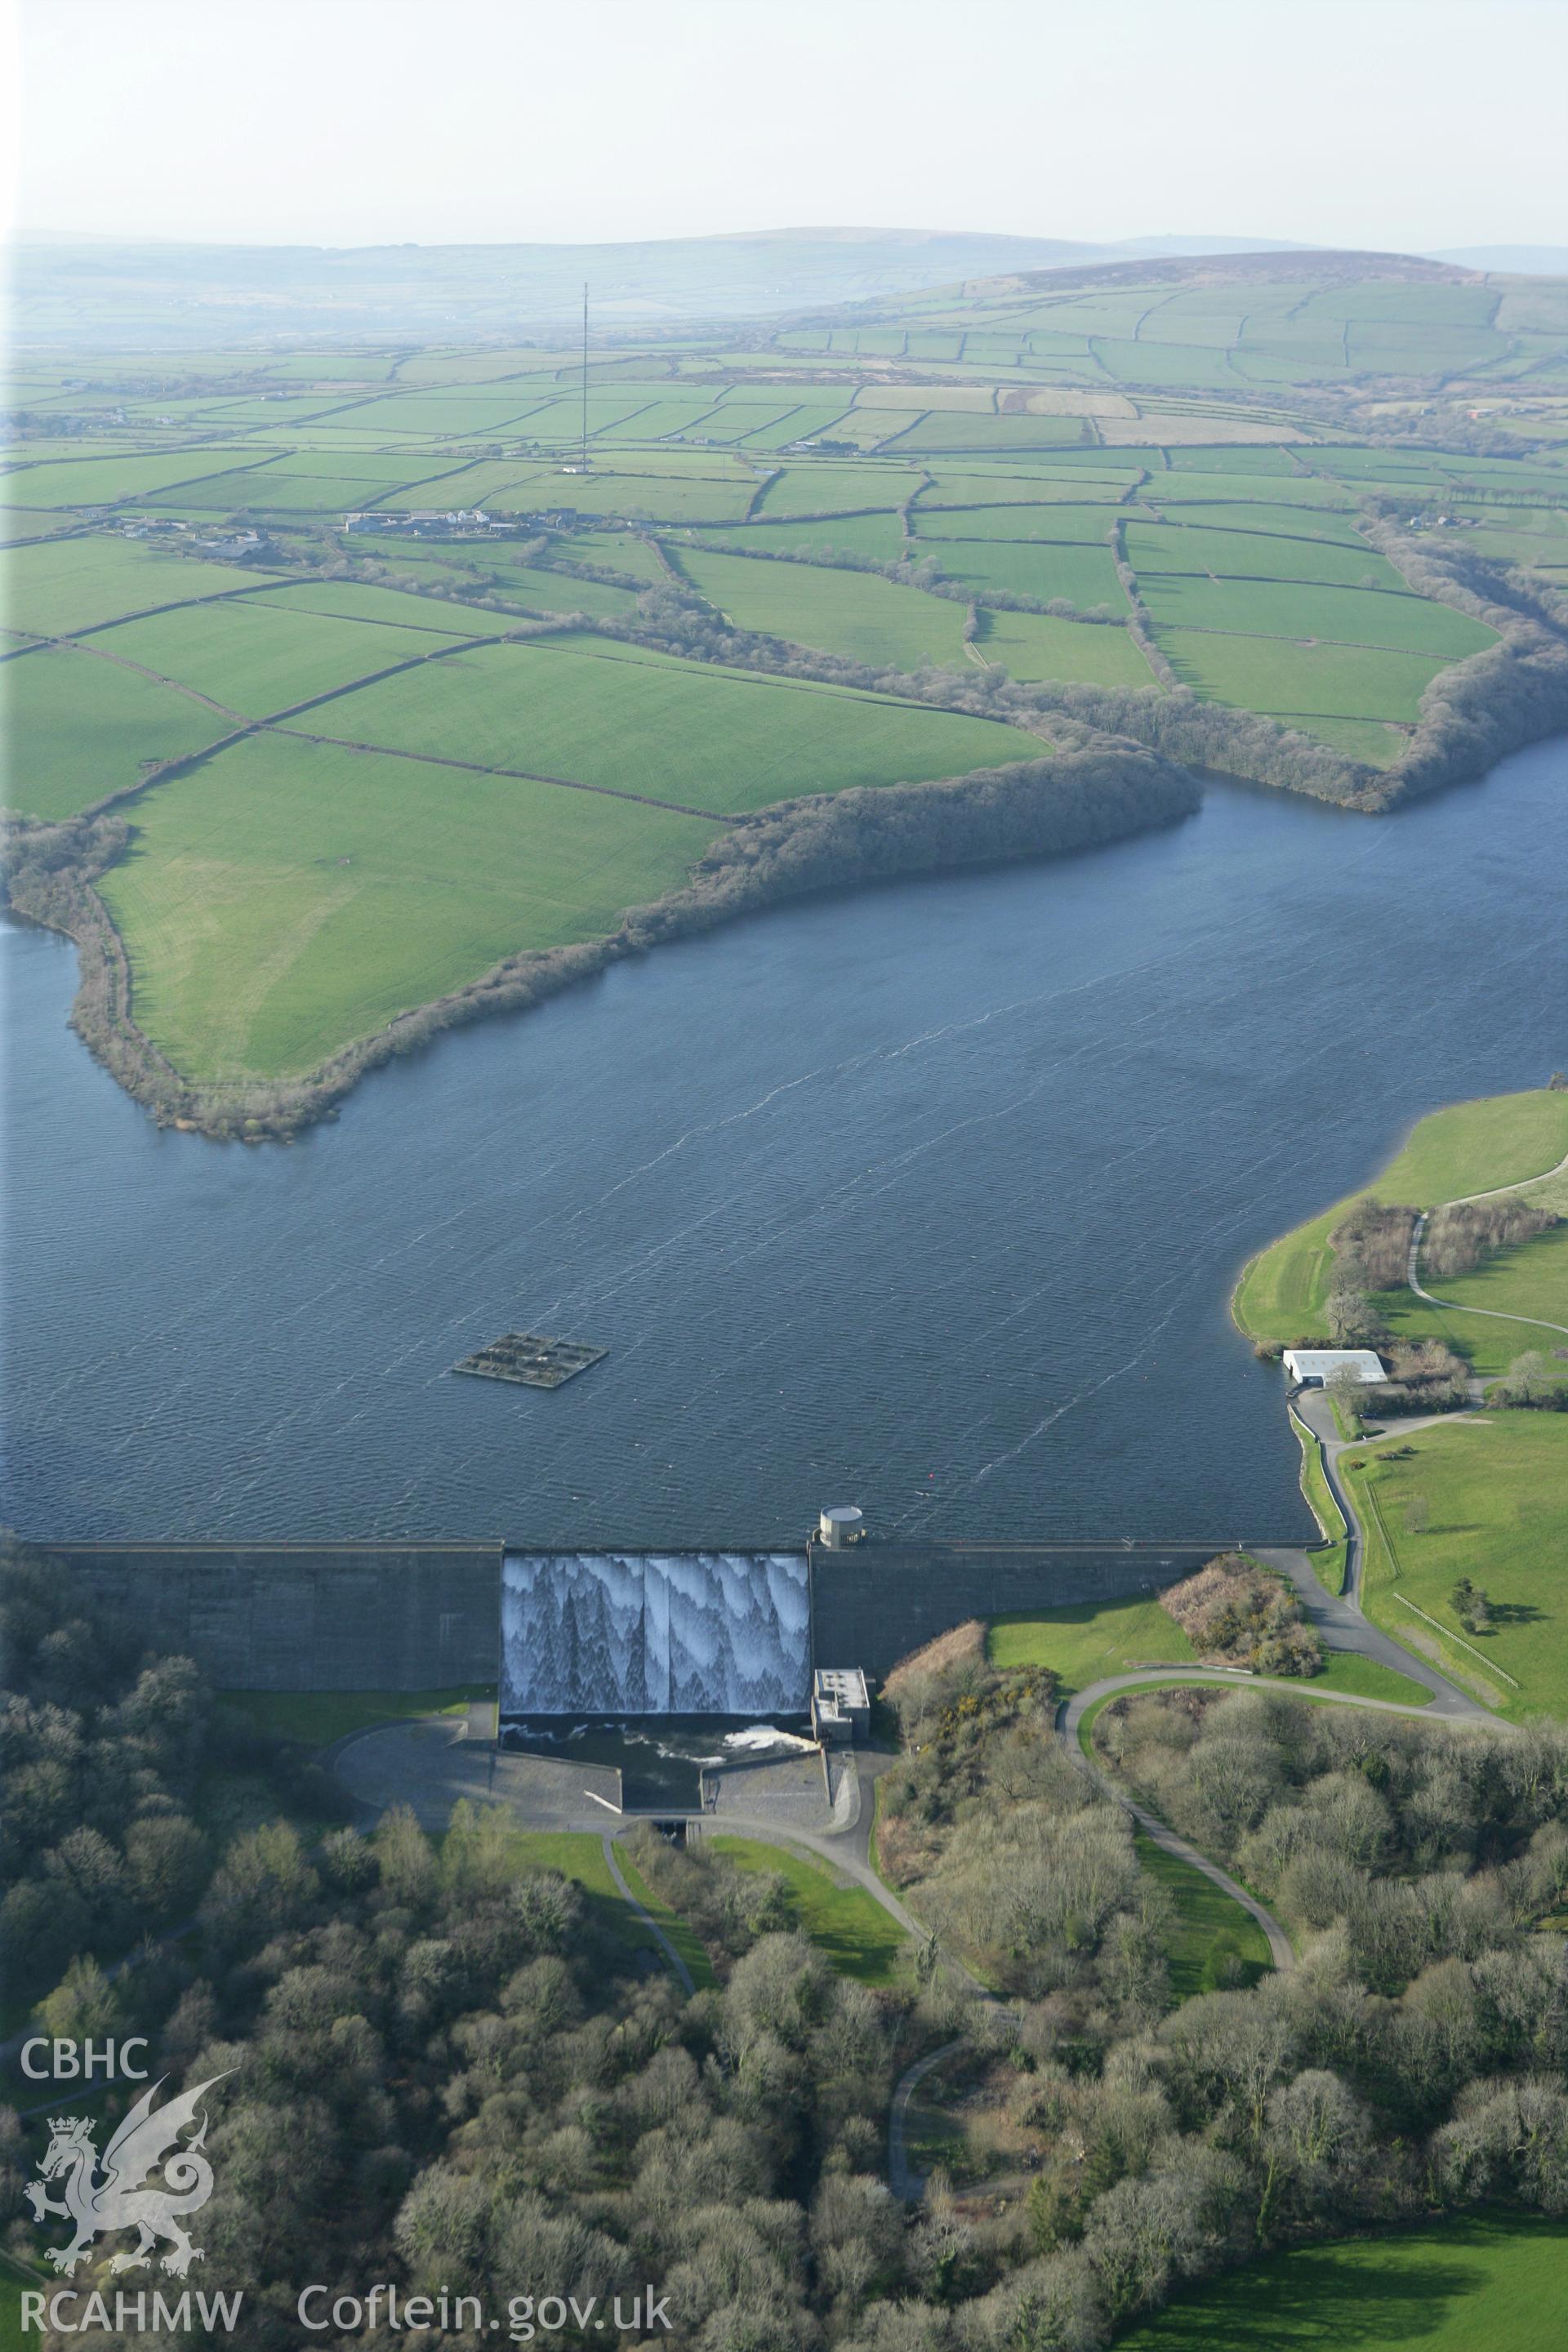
<box><xmin>11</xmin><ymin>0</ymin><xmax>1567</xmax><ymax>252</ymax></box>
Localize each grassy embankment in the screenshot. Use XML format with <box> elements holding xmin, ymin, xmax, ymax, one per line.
<box><xmin>1293</xmin><ymin>1410</ymin><xmax>1350</xmax><ymax>1592</ymax></box>
<box><xmin>987</xmin><ymin>1598</ymin><xmax>1428</xmax><ymax>1707</ymax></box>
<box><xmin>706</xmin><ymin>1834</ymin><xmax>907</xmax><ymax>1986</ymax></box>
<box><xmin>609</xmin><ymin>1845</ymin><xmax>718</xmax><ymax>1991</ymax></box>
<box><xmin>1114</xmin><ymin>2212</ymin><xmax>1568</xmax><ymax>2351</ymax></box>
<box><xmin>1232</xmin><ymin>1088</ymin><xmax>1568</xmax><ymax>1352</ymax></box>
<box><xmin>477</xmin><ymin>1829</ymin><xmax>676</xmax><ymax>1970</ymax></box>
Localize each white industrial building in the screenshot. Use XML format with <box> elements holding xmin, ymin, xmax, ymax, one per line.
<box><xmin>1282</xmin><ymin>1348</ymin><xmax>1386</xmax><ymax>1388</ymax></box>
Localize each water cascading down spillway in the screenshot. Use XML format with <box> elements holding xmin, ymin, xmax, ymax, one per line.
<box><xmin>500</xmin><ymin>1551</ymin><xmax>811</xmax><ymax>1714</ymax></box>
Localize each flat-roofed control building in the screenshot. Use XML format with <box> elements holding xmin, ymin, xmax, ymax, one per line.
<box><xmin>812</xmin><ymin>1667</ymin><xmax>870</xmax><ymax>1745</ymax></box>
<box><xmin>1282</xmin><ymin>1348</ymin><xmax>1386</xmax><ymax>1388</ymax></box>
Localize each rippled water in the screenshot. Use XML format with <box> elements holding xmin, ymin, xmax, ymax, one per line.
<box><xmin>5</xmin><ymin>742</ymin><xmax>1564</xmax><ymax>1544</ymax></box>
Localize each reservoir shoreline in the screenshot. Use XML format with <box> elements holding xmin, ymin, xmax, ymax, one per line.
<box><xmin>5</xmin><ymin>739</ymin><xmax>1564</xmax><ymax>1549</ymax></box>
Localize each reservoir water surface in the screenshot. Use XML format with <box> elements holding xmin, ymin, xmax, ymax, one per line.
<box><xmin>5</xmin><ymin>741</ymin><xmax>1565</xmax><ymax>1545</ymax></box>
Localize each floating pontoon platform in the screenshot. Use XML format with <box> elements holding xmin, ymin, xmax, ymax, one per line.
<box><xmin>452</xmin><ymin>1331</ymin><xmax>608</xmax><ymax>1389</ymax></box>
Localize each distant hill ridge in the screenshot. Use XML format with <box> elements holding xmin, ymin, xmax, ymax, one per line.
<box><xmin>1009</xmin><ymin>247</ymin><xmax>1478</xmax><ymax>291</ymax></box>
<box><xmin>6</xmin><ymin>226</ymin><xmax>1345</xmax><ymax>348</ymax></box>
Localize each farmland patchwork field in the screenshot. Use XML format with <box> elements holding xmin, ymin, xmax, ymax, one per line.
<box><xmin>86</xmin><ymin>631</ymin><xmax>1040</xmax><ymax>1082</ymax></box>
<box><xmin>6</xmin><ymin>251</ymin><xmax>1568</xmax><ymax>1115</ymax></box>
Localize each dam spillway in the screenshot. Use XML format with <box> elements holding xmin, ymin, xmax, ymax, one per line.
<box><xmin>500</xmin><ymin>1549</ymin><xmax>811</xmax><ymax>1715</ymax></box>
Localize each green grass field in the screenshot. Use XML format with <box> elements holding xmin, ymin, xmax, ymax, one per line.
<box><xmin>677</xmin><ymin>543</ymin><xmax>970</xmax><ymax>668</ymax></box>
<box><xmin>1138</xmin><ymin>572</ymin><xmax>1497</xmax><ymax>658</ymax></box>
<box><xmin>1287</xmin><ymin>713</ymin><xmax>1410</xmax><ymax>764</ymax></box>
<box><xmin>973</xmin><ymin>608</ymin><xmax>1154</xmax><ymax>687</ymax></box>
<box><xmin>880</xmin><ymin>412</ymin><xmax>1089</xmax><ymax>453</ymax></box>
<box><xmin>10</xmin><ymin>278</ymin><xmax>1568</xmax><ymax>1132</ymax></box>
<box><xmin>988</xmin><ymin>1596</ymin><xmax>1198</xmax><ymax>1697</ymax></box>
<box><xmin>1308</xmin><ymin>1650</ymin><xmax>1433</xmax><ymax>1704</ymax></box>
<box><xmin>1125</xmin><ymin>519</ymin><xmax>1406</xmax><ymax>590</ymax></box>
<box><xmin>245</xmin><ymin>579</ymin><xmax>510</xmax><ymax>636</ymax></box>
<box><xmin>96</xmin><ymin>596</ymin><xmax>474</xmax><ymax>716</ymax></box>
<box><xmin>1144</xmin><ymin>497</ymin><xmax>1372</xmax><ymax>545</ymax></box>
<box><xmin>479</xmin><ymin>1830</ymin><xmax>673</xmax><ymax>1968</ymax></box>
<box><xmin>918</xmin><ymin>468</ymin><xmax>1132</xmax><ymax>506</ymax></box>
<box><xmin>527</xmin><ymin>468</ymin><xmax>767</xmax><ymax>523</ymax></box>
<box><xmin>100</xmin><ymin>729</ymin><xmax>720</xmax><ymax>1082</ymax></box>
<box><xmin>689</xmin><ymin>511</ymin><xmax>911</xmax><ymax>562</ymax></box>
<box><xmin>1345</xmin><ymin>1414</ymin><xmax>1568</xmax><ymax>1717</ymax></box>
<box><xmin>755</xmin><ymin>465</ymin><xmax>910</xmax><ymax>517</ymax></box>
<box><xmin>3</xmin><ymin>642</ymin><xmax>234</xmax><ymax>816</ymax></box>
<box><xmin>928</xmin><ymin>537</ymin><xmax>1128</xmax><ymax>610</ymax></box>
<box><xmin>1232</xmin><ymin>1090</ymin><xmax>1568</xmax><ymax>1347</ymax></box>
<box><xmin>78</xmin><ymin>617</ymin><xmax>1040</xmax><ymax>1087</ymax></box>
<box><xmin>1116</xmin><ymin>2214</ymin><xmax>1568</xmax><ymax>2350</ymax></box>
<box><xmin>488</xmin><ymin>563</ymin><xmax>643</xmax><ymax>619</ymax></box>
<box><xmin>707</xmin><ymin>1835</ymin><xmax>907</xmax><ymax>1984</ymax></box>
<box><xmin>5</xmin><ymin>534</ymin><xmax>284</xmax><ymax>634</ymax></box>
<box><xmin>304</xmin><ymin>633</ymin><xmax>1040</xmax><ymax>815</ymax></box>
<box><xmin>1159</xmin><ymin>625</ymin><xmax>1449</xmax><ymax>725</ymax></box>
<box><xmin>555</xmin><ymin>526</ymin><xmax>670</xmax><ymax>581</ymax></box>
<box><xmin>376</xmin><ymin>461</ymin><xmax>550</xmax><ymax>510</ymax></box>
<box><xmin>3</xmin><ymin>448</ymin><xmax>264</xmax><ymax>507</ymax></box>
<box><xmin>1144</xmin><ymin>469</ymin><xmax>1356</xmax><ymax>508</ymax></box>
<box><xmin>913</xmin><ymin>502</ymin><xmax>1124</xmax><ymax>542</ymax></box>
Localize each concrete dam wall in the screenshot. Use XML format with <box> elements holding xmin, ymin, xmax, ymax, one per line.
<box><xmin>52</xmin><ymin>1538</ymin><xmax>1245</xmax><ymax>1695</ymax></box>
<box><xmin>51</xmin><ymin>1544</ymin><xmax>502</xmax><ymax>1692</ymax></box>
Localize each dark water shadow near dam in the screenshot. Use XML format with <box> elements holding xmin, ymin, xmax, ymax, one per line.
<box><xmin>4</xmin><ymin>739</ymin><xmax>1565</xmax><ymax>1545</ymax></box>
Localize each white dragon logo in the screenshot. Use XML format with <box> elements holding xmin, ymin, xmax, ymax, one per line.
<box><xmin>25</xmin><ymin>2074</ymin><xmax>230</xmax><ymax>2278</ymax></box>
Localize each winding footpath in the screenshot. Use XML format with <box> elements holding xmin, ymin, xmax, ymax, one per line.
<box><xmin>1446</xmin><ymin>1148</ymin><xmax>1568</xmax><ymax>1207</ymax></box>
<box><xmin>1407</xmin><ymin>1210</ymin><xmax>1568</xmax><ymax>1343</ymax></box>
<box><xmin>330</xmin><ymin>1450</ymin><xmax>1503</xmax><ymax>2208</ymax></box>
<box><xmin>1056</xmin><ymin>1650</ymin><xmax>1492</xmax><ymax>1988</ymax></box>
<box><xmin>601</xmin><ymin>1833</ymin><xmax>696</xmax><ymax>1996</ymax></box>
<box><xmin>1062</xmin><ymin>1675</ymin><xmax>1294</xmax><ymax>1973</ymax></box>
<box><xmin>889</xmin><ymin>2040</ymin><xmax>967</xmax><ymax>2203</ymax></box>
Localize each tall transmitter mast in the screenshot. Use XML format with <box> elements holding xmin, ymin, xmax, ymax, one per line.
<box><xmin>579</xmin><ymin>281</ymin><xmax>590</xmax><ymax>473</ymax></box>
